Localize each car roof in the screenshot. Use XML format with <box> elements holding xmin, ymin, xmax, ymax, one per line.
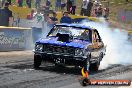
<box><xmin>55</xmin><ymin>23</ymin><xmax>94</xmax><ymax>30</ymax></box>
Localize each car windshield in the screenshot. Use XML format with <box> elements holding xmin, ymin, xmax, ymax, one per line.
<box><xmin>48</xmin><ymin>26</ymin><xmax>90</xmax><ymax>41</ymax></box>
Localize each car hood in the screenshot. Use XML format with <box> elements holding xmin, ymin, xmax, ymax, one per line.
<box><xmin>36</xmin><ymin>37</ymin><xmax>91</xmax><ymax>48</ymax></box>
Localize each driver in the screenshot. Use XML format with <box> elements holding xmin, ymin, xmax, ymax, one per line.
<box><xmin>80</xmin><ymin>30</ymin><xmax>89</xmax><ymax>40</ymax></box>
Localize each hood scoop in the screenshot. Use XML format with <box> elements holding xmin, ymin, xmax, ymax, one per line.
<box><xmin>57</xmin><ymin>33</ymin><xmax>71</xmax><ymax>42</ymax></box>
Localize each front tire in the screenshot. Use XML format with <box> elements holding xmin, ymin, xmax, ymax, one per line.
<box><xmin>34</xmin><ymin>55</ymin><xmax>42</xmax><ymax>69</ymax></box>
<box><xmin>84</xmin><ymin>59</ymin><xmax>90</xmax><ymax>72</ymax></box>
<box><xmin>89</xmin><ymin>62</ymin><xmax>100</xmax><ymax>72</ymax></box>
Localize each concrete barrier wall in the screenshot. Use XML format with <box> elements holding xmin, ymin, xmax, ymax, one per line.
<box><xmin>12</xmin><ymin>19</ymin><xmax>44</xmax><ymax>28</ymax></box>
<box><xmin>0</xmin><ymin>27</ymin><xmax>32</xmax><ymax>51</ymax></box>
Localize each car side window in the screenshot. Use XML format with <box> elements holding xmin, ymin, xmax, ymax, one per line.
<box><xmin>80</xmin><ymin>30</ymin><xmax>90</xmax><ymax>41</ymax></box>
<box><xmin>92</xmin><ymin>30</ymin><xmax>103</xmax><ymax>49</ymax></box>
<box><xmin>93</xmin><ymin>30</ymin><xmax>102</xmax><ymax>43</ymax></box>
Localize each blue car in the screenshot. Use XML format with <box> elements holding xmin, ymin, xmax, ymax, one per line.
<box><xmin>34</xmin><ymin>23</ymin><xmax>106</xmax><ymax>72</ymax></box>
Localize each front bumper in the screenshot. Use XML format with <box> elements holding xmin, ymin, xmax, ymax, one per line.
<box><xmin>34</xmin><ymin>51</ymin><xmax>87</xmax><ymax>66</ymax></box>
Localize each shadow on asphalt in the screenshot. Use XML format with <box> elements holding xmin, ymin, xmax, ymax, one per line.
<box><xmin>36</xmin><ymin>65</ymin><xmax>82</xmax><ymax>75</ymax></box>
<box><xmin>4</xmin><ymin>63</ymin><xmax>99</xmax><ymax>75</ymax></box>
<box><xmin>4</xmin><ymin>63</ymin><xmax>123</xmax><ymax>75</ymax></box>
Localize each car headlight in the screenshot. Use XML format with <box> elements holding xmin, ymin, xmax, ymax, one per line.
<box><xmin>35</xmin><ymin>44</ymin><xmax>43</xmax><ymax>51</ymax></box>
<box><xmin>75</xmin><ymin>49</ymin><xmax>84</xmax><ymax>56</ymax></box>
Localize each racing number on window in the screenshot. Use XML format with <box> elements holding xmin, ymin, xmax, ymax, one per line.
<box><xmin>92</xmin><ymin>30</ymin><xmax>101</xmax><ymax>49</ymax></box>
<box><xmin>93</xmin><ymin>32</ymin><xmax>99</xmax><ymax>42</ymax></box>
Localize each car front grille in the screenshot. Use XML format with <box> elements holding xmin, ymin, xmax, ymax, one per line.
<box><xmin>43</xmin><ymin>44</ymin><xmax>75</xmax><ymax>55</ymax></box>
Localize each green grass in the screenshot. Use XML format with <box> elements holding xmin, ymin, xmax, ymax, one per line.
<box><xmin>106</xmin><ymin>0</ymin><xmax>132</xmax><ymax>10</ymax></box>
<box><xmin>101</xmin><ymin>0</ymin><xmax>132</xmax><ymax>25</ymax></box>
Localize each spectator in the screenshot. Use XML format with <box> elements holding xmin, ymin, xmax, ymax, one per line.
<box><xmin>103</xmin><ymin>7</ymin><xmax>109</xmax><ymax>20</ymax></box>
<box><xmin>32</xmin><ymin>9</ymin><xmax>46</xmax><ymax>30</ymax></box>
<box><xmin>0</xmin><ymin>2</ymin><xmax>13</xmax><ymax>26</ymax></box>
<box><xmin>7</xmin><ymin>0</ymin><xmax>11</xmax><ymax>5</ymax></box>
<box><xmin>94</xmin><ymin>7</ymin><xmax>98</xmax><ymax>17</ymax></box>
<box><xmin>97</xmin><ymin>4</ymin><xmax>103</xmax><ymax>17</ymax></box>
<box><xmin>0</xmin><ymin>0</ymin><xmax>6</xmax><ymax>7</ymax></box>
<box><xmin>35</xmin><ymin>0</ymin><xmax>41</xmax><ymax>9</ymax></box>
<box><xmin>80</xmin><ymin>0</ymin><xmax>89</xmax><ymax>16</ymax></box>
<box><xmin>67</xmin><ymin>0</ymin><xmax>72</xmax><ymax>13</ymax></box>
<box><xmin>33</xmin><ymin>9</ymin><xmax>44</xmax><ymax>23</ymax></box>
<box><xmin>61</xmin><ymin>0</ymin><xmax>66</xmax><ymax>11</ymax></box>
<box><xmin>46</xmin><ymin>0</ymin><xmax>51</xmax><ymax>10</ymax></box>
<box><xmin>55</xmin><ymin>0</ymin><xmax>61</xmax><ymax>11</ymax></box>
<box><xmin>46</xmin><ymin>0</ymin><xmax>51</xmax><ymax>7</ymax></box>
<box><xmin>26</xmin><ymin>0</ymin><xmax>31</xmax><ymax>8</ymax></box>
<box><xmin>71</xmin><ymin>0</ymin><xmax>76</xmax><ymax>15</ymax></box>
<box><xmin>60</xmin><ymin>11</ymin><xmax>72</xmax><ymax>23</ymax></box>
<box><xmin>87</xmin><ymin>0</ymin><xmax>93</xmax><ymax>16</ymax></box>
<box><xmin>50</xmin><ymin>12</ymin><xmax>58</xmax><ymax>24</ymax></box>
<box><xmin>18</xmin><ymin>0</ymin><xmax>23</xmax><ymax>7</ymax></box>
<box><xmin>27</xmin><ymin>9</ymin><xmax>35</xmax><ymax>20</ymax></box>
<box><xmin>44</xmin><ymin>13</ymin><xmax>52</xmax><ymax>24</ymax></box>
<box><xmin>0</xmin><ymin>0</ymin><xmax>2</xmax><ymax>8</ymax></box>
<box><xmin>1</xmin><ymin>0</ymin><xmax>5</xmax><ymax>7</ymax></box>
<box><xmin>44</xmin><ymin>13</ymin><xmax>54</xmax><ymax>30</ymax></box>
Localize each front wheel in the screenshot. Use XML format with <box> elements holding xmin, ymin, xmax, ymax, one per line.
<box><xmin>84</xmin><ymin>59</ymin><xmax>90</xmax><ymax>72</ymax></box>
<box><xmin>89</xmin><ymin>62</ymin><xmax>100</xmax><ymax>72</ymax></box>
<box><xmin>34</xmin><ymin>55</ymin><xmax>42</xmax><ymax>69</ymax></box>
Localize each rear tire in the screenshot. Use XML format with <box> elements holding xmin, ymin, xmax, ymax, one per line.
<box><xmin>34</xmin><ymin>55</ymin><xmax>42</xmax><ymax>69</ymax></box>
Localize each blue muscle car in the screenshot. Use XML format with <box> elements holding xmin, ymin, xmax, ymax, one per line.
<box><xmin>33</xmin><ymin>23</ymin><xmax>106</xmax><ymax>72</ymax></box>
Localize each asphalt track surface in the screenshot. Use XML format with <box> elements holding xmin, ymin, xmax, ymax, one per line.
<box><xmin>0</xmin><ymin>21</ymin><xmax>132</xmax><ymax>88</ymax></box>
<box><xmin>0</xmin><ymin>51</ymin><xmax>132</xmax><ymax>88</ymax></box>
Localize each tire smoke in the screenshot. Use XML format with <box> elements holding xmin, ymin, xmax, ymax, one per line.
<box><xmin>82</xmin><ymin>19</ymin><xmax>132</xmax><ymax>69</ymax></box>
<box><xmin>28</xmin><ymin>22</ymin><xmax>51</xmax><ymax>51</ymax></box>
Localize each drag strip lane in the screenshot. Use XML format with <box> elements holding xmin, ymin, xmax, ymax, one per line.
<box><xmin>0</xmin><ymin>56</ymin><xmax>132</xmax><ymax>88</ymax></box>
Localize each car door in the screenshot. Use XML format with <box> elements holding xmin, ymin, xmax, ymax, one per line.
<box><xmin>90</xmin><ymin>29</ymin><xmax>104</xmax><ymax>61</ymax></box>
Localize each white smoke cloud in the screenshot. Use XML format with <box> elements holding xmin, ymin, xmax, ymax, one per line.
<box><xmin>82</xmin><ymin>18</ymin><xmax>132</xmax><ymax>69</ymax></box>
<box><xmin>26</xmin><ymin>21</ymin><xmax>50</xmax><ymax>51</ymax></box>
